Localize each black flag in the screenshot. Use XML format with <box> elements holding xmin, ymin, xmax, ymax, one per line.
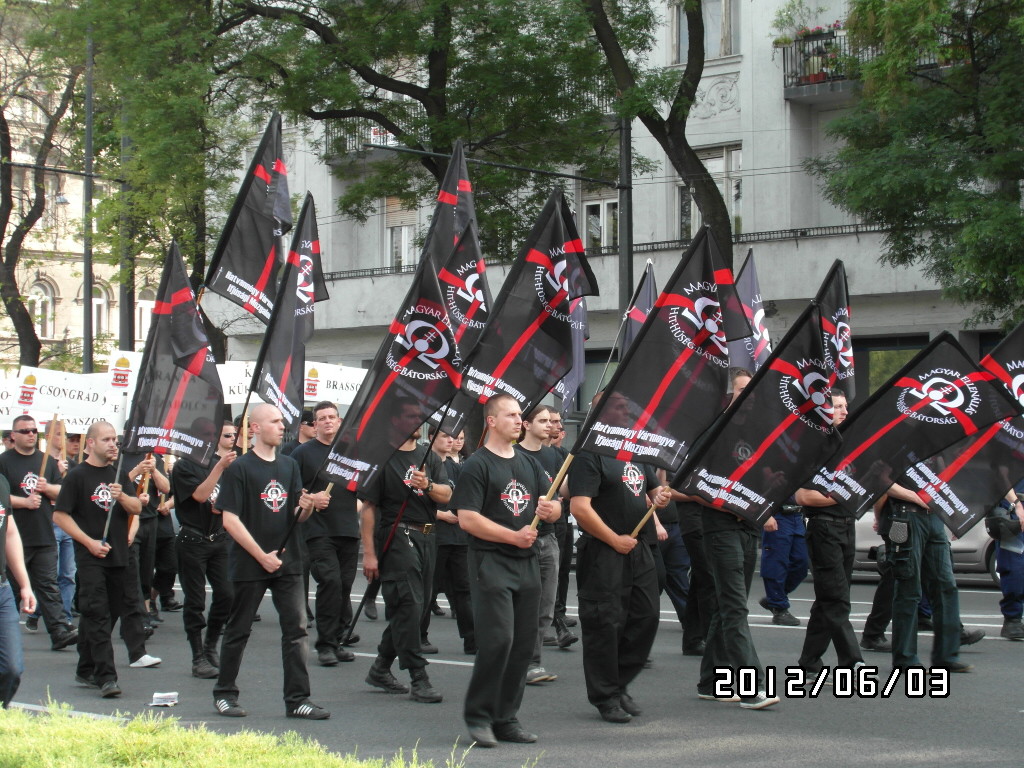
<box><xmin>621</xmin><ymin>260</ymin><xmax>658</xmax><ymax>352</ymax></box>
<box><xmin>727</xmin><ymin>249</ymin><xmax>772</xmax><ymax>373</ymax></box>
<box><xmin>205</xmin><ymin>113</ymin><xmax>293</xmax><ymax>323</ymax></box>
<box><xmin>249</xmin><ymin>194</ymin><xmax>326</xmax><ymax>426</ymax></box>
<box><xmin>572</xmin><ymin>229</ymin><xmax>749</xmax><ymax>471</ymax></box>
<box><xmin>812</xmin><ymin>332</ymin><xmax>1023</xmax><ymax>518</ymax></box>
<box><xmin>421</xmin><ymin>139</ymin><xmax>477</xmax><ymax>272</ymax></box>
<box><xmin>554</xmin><ymin>298</ymin><xmax>589</xmax><ymax>414</ymax></box>
<box><xmin>440</xmin><ymin>190</ymin><xmax>598</xmax><ymax>435</ymax></box>
<box><xmin>898</xmin><ymin>321</ymin><xmax>1024</xmax><ymax>535</ymax></box>
<box><xmin>815</xmin><ymin>259</ymin><xmax>855</xmax><ymax>398</ymax></box>
<box><xmin>122</xmin><ymin>243</ymin><xmax>224</xmax><ymax>467</ymax></box>
<box><xmin>322</xmin><ymin>260</ymin><xmax>461</xmax><ymax>494</ymax></box>
<box><xmin>674</xmin><ymin>302</ymin><xmax>843</xmax><ymax>526</ymax></box>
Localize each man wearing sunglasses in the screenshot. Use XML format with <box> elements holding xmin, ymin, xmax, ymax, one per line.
<box><xmin>0</xmin><ymin>416</ymin><xmax>78</xmax><ymax>652</ymax></box>
<box><xmin>172</xmin><ymin>419</ymin><xmax>238</xmax><ymax>679</ymax></box>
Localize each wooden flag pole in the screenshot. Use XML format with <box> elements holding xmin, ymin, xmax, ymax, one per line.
<box><xmin>240</xmin><ymin>414</ymin><xmax>248</xmax><ymax>454</ymax></box>
<box><xmin>60</xmin><ymin>420</ymin><xmax>67</xmax><ymax>464</ymax></box>
<box><xmin>529</xmin><ymin>452</ymin><xmax>574</xmax><ymax>530</ymax></box>
<box><xmin>136</xmin><ymin>452</ymin><xmax>154</xmax><ymax>496</ymax></box>
<box><xmin>101</xmin><ymin>448</ymin><xmax>129</xmax><ymax>544</ymax></box>
<box><xmin>39</xmin><ymin>413</ymin><xmax>59</xmax><ymax>476</ymax></box>
<box><xmin>630</xmin><ymin>503</ymin><xmax>657</xmax><ymax>538</ymax></box>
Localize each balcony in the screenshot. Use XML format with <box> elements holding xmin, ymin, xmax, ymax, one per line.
<box><xmin>781</xmin><ymin>31</ymin><xmax>944</xmax><ymax>105</ymax></box>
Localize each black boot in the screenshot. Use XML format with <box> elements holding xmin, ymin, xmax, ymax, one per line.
<box><xmin>555</xmin><ymin>616</ymin><xmax>579</xmax><ymax>649</ymax></box>
<box><xmin>409</xmin><ymin>667</ymin><xmax>443</xmax><ymax>703</ymax></box>
<box><xmin>365</xmin><ymin>656</ymin><xmax>409</xmax><ymax>694</ymax></box>
<box><xmin>203</xmin><ymin>626</ymin><xmax>222</xmax><ymax>669</ymax></box>
<box><xmin>189</xmin><ymin>633</ymin><xmax>218</xmax><ymax>679</ymax></box>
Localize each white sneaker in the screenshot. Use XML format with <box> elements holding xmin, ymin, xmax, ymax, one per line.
<box><xmin>525</xmin><ymin>666</ymin><xmax>556</xmax><ymax>684</ymax></box>
<box><xmin>129</xmin><ymin>654</ymin><xmax>162</xmax><ymax>668</ymax></box>
<box><xmin>698</xmin><ymin>692</ymin><xmax>741</xmax><ymax>702</ymax></box>
<box><xmin>739</xmin><ymin>691</ymin><xmax>780</xmax><ymax>710</ymax></box>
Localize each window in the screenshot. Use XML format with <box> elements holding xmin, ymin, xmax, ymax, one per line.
<box><xmin>677</xmin><ymin>0</ymin><xmax>740</xmax><ymax>62</ymax></box>
<box><xmin>384</xmin><ymin>195</ymin><xmax>416</xmax><ymax>268</ymax></box>
<box><xmin>92</xmin><ymin>285</ymin><xmax>110</xmax><ymax>338</ymax></box>
<box><xmin>584</xmin><ymin>199</ymin><xmax>618</xmax><ymax>252</ymax></box>
<box><xmin>679</xmin><ymin>145</ymin><xmax>742</xmax><ymax>239</ymax></box>
<box><xmin>136</xmin><ymin>287</ymin><xmax>156</xmax><ymax>343</ymax></box>
<box><xmin>27</xmin><ymin>283</ymin><xmax>55</xmax><ymax>339</ymax></box>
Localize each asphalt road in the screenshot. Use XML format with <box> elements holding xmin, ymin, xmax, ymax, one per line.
<box><xmin>11</xmin><ymin>574</ymin><xmax>1022</xmax><ymax>768</ymax></box>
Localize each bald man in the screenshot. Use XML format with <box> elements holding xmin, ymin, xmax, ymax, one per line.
<box><xmin>212</xmin><ymin>404</ymin><xmax>326</xmax><ymax>720</ymax></box>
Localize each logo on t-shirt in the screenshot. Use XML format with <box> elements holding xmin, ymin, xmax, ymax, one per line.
<box><xmin>621</xmin><ymin>462</ymin><xmax>645</xmax><ymax>497</ymax></box>
<box><xmin>90</xmin><ymin>484</ymin><xmax>115</xmax><ymax>512</ymax></box>
<box><xmin>260</xmin><ymin>480</ymin><xmax>288</xmax><ymax>512</ymax></box>
<box><xmin>20</xmin><ymin>472</ymin><xmax>39</xmax><ymax>495</ymax></box>
<box><xmin>403</xmin><ymin>465</ymin><xmax>424</xmax><ymax>496</ymax></box>
<box><xmin>500</xmin><ymin>480</ymin><xmax>532</xmax><ymax>517</ymax></box>
<box><xmin>210</xmin><ymin>484</ymin><xmax>221</xmax><ymax>506</ymax></box>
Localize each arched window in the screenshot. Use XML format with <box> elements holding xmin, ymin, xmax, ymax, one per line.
<box><xmin>27</xmin><ymin>282</ymin><xmax>55</xmax><ymax>338</ymax></box>
<box><xmin>92</xmin><ymin>285</ymin><xmax>110</xmax><ymax>337</ymax></box>
<box><xmin>136</xmin><ymin>287</ymin><xmax>156</xmax><ymax>342</ymax></box>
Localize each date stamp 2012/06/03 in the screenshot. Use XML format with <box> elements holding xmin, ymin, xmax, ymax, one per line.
<box><xmin>714</xmin><ymin>666</ymin><xmax>950</xmax><ymax>699</ymax></box>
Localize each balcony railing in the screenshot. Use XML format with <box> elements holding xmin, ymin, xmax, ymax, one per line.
<box><xmin>782</xmin><ymin>31</ymin><xmax>943</xmax><ymax>88</ymax></box>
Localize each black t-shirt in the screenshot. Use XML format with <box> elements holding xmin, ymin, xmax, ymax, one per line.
<box><xmin>291</xmin><ymin>439</ymin><xmax>359</xmax><ymax>540</ymax></box>
<box><xmin>450</xmin><ymin>446</ymin><xmax>549</xmax><ymax>558</ymax></box>
<box><xmin>436</xmin><ymin>456</ymin><xmax>468</xmax><ymax>546</ymax></box>
<box><xmin>0</xmin><ymin>449</ymin><xmax>62</xmax><ymax>547</ymax></box>
<box><xmin>360</xmin><ymin>445</ymin><xmax>447</xmax><ymax>527</ymax></box>
<box><xmin>280</xmin><ymin>439</ymin><xmax>301</xmax><ymax>456</ymax></box>
<box><xmin>514</xmin><ymin>444</ymin><xmax>562</xmax><ymax>536</ymax></box>
<box><xmin>216</xmin><ymin>451</ymin><xmax>305</xmax><ymax>581</ymax></box>
<box><xmin>658</xmin><ymin>498</ymin><xmax>680</xmax><ymax>525</ymax></box>
<box><xmin>569</xmin><ymin>452</ymin><xmax>659</xmax><ymax>542</ymax></box>
<box><xmin>172</xmin><ymin>456</ymin><xmax>225</xmax><ymax>535</ymax></box>
<box><xmin>0</xmin><ymin>476</ymin><xmax>10</xmax><ymax>574</ymax></box>
<box><xmin>55</xmin><ymin>461</ymin><xmax>135</xmax><ymax>567</ymax></box>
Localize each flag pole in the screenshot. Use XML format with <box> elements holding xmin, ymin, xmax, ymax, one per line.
<box><xmin>40</xmin><ymin>412</ymin><xmax>59</xmax><ymax>476</ymax></box>
<box><xmin>630</xmin><ymin>502</ymin><xmax>658</xmax><ymax>538</ymax></box>
<box><xmin>101</xmin><ymin>448</ymin><xmax>129</xmax><ymax>545</ymax></box>
<box><xmin>528</xmin><ymin>451</ymin><xmax>575</xmax><ymax>531</ymax></box>
<box><xmin>60</xmin><ymin>420</ymin><xmax>67</xmax><ymax>464</ymax></box>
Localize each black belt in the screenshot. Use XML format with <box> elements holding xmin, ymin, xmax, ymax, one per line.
<box><xmin>778</xmin><ymin>505</ymin><xmax>803</xmax><ymax>515</ymax></box>
<box><xmin>892</xmin><ymin>502</ymin><xmax>929</xmax><ymax>514</ymax></box>
<box><xmin>808</xmin><ymin>511</ymin><xmax>851</xmax><ymax>523</ymax></box>
<box><xmin>393</xmin><ymin>521</ymin><xmax>433</xmax><ymax>535</ymax></box>
<box><xmin>179</xmin><ymin>525</ymin><xmax>228</xmax><ymax>542</ymax></box>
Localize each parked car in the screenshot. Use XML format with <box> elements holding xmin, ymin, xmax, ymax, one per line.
<box><xmin>853</xmin><ymin>511</ymin><xmax>1000</xmax><ymax>585</ymax></box>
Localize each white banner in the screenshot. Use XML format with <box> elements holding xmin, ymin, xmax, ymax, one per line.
<box><xmin>215</xmin><ymin>361</ymin><xmax>368</xmax><ymax>408</ymax></box>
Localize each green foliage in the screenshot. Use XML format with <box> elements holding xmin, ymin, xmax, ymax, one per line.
<box><xmin>0</xmin><ymin>705</ymin><xmax>433</xmax><ymax>768</ymax></box>
<box><xmin>810</xmin><ymin>0</ymin><xmax>1024</xmax><ymax>326</ymax></box>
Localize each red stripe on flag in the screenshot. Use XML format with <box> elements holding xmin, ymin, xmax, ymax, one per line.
<box><xmin>710</xmin><ymin>410</ymin><xmax>804</xmax><ymax>509</ymax></box>
<box><xmin>488</xmin><ymin>288</ymin><xmax>568</xmax><ymax>387</ymax></box>
<box><xmin>627</xmin><ymin>306</ymin><xmax>648</xmax><ymax>323</ymax></box>
<box><xmin>273</xmin><ymin>159</ymin><xmax>287</xmax><ymax>174</ymax></box>
<box><xmin>713</xmin><ymin>269</ymin><xmax>734</xmax><ymax>285</ymax></box>
<box><xmin>356</xmin><ymin>346</ymin><xmax>422</xmax><ymax>440</ymax></box>
<box><xmin>254</xmin><ymin>164</ymin><xmax>271</xmax><ymax>184</ymax></box>
<box><xmin>243</xmin><ymin>245</ymin><xmax>278</xmax><ymax>315</ymax></box>
<box><xmin>458</xmin><ymin>179</ymin><xmax>472</xmax><ymax>192</ymax></box>
<box><xmin>157</xmin><ymin>371</ymin><xmax>195</xmax><ymax>448</ymax></box>
<box><xmin>525</xmin><ymin>249</ymin><xmax>554</xmax><ymax>271</ymax></box>
<box><xmin>982</xmin><ymin>357</ymin><xmax>1013</xmax><ymax>388</ymax></box>
<box><xmin>565</xmin><ymin>238</ymin><xmax>584</xmax><ymax>254</ymax></box>
<box><xmin>917</xmin><ymin>420</ymin><xmax>1004</xmax><ymax>504</ymax></box>
<box><xmin>437</xmin><ymin>190</ymin><xmax>457</xmax><ymax>205</ymax></box>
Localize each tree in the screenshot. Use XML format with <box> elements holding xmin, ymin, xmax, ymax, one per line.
<box><xmin>208</xmin><ymin>0</ymin><xmax>623</xmax><ymax>257</ymax></box>
<box><xmin>808</xmin><ymin>0</ymin><xmax>1024</xmax><ymax>326</ymax></box>
<box><xmin>583</xmin><ymin>0</ymin><xmax>737</xmax><ymax>268</ymax></box>
<box><xmin>0</xmin><ymin>2</ymin><xmax>81</xmax><ymax>367</ymax></box>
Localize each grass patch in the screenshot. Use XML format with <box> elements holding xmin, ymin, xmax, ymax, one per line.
<box><xmin>0</xmin><ymin>704</ymin><xmax>436</xmax><ymax>768</ymax></box>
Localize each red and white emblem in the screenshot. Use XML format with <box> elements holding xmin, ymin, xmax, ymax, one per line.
<box><xmin>90</xmin><ymin>484</ymin><xmax>114</xmax><ymax>512</ymax></box>
<box><xmin>500</xmin><ymin>480</ymin><xmax>532</xmax><ymax>516</ymax></box>
<box><xmin>621</xmin><ymin>462</ymin><xmax>645</xmax><ymax>497</ymax></box>
<box><xmin>403</xmin><ymin>466</ymin><xmax>424</xmax><ymax>496</ymax></box>
<box><xmin>19</xmin><ymin>472</ymin><xmax>39</xmax><ymax>495</ymax></box>
<box><xmin>260</xmin><ymin>480</ymin><xmax>288</xmax><ymax>512</ymax></box>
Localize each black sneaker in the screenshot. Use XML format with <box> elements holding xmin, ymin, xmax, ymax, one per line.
<box><xmin>960</xmin><ymin>627</ymin><xmax>985</xmax><ymax>646</ymax></box>
<box><xmin>772</xmin><ymin>609</ymin><xmax>801</xmax><ymax>626</ymax></box>
<box><xmin>215</xmin><ymin>698</ymin><xmax>248</xmax><ymax>717</ymax></box>
<box><xmin>340</xmin><ymin>633</ymin><xmax>360</xmax><ymax>646</ymax></box>
<box><xmin>420</xmin><ymin>640</ymin><xmax>439</xmax><ymax>654</ymax></box>
<box><xmin>75</xmin><ymin>674</ymin><xmax>99</xmax><ymax>689</ymax></box>
<box><xmin>100</xmin><ymin>680</ymin><xmax>122</xmax><ymax>698</ymax></box>
<box><xmin>317</xmin><ymin>649</ymin><xmax>339</xmax><ymax>666</ymax></box>
<box><xmin>860</xmin><ymin>634</ymin><xmax>892</xmax><ymax>653</ymax></box>
<box><xmin>335</xmin><ymin>647</ymin><xmax>356</xmax><ymax>662</ymax></box>
<box><xmin>1002</xmin><ymin>618</ymin><xmax>1024</xmax><ymax>641</ymax></box>
<box><xmin>162</xmin><ymin>598</ymin><xmax>184</xmax><ymax>612</ymax></box>
<box><xmin>917</xmin><ymin>614</ymin><xmax>934</xmax><ymax>631</ymax></box>
<box><xmin>598</xmin><ymin>704</ymin><xmax>632</xmax><ymax>723</ymax></box>
<box><xmin>51</xmin><ymin>628</ymin><xmax>79</xmax><ymax>651</ymax></box>
<box><xmin>287</xmin><ymin>700</ymin><xmax>331</xmax><ymax>720</ymax></box>
<box><xmin>25</xmin><ymin>616</ymin><xmax>39</xmax><ymax>632</ymax></box>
